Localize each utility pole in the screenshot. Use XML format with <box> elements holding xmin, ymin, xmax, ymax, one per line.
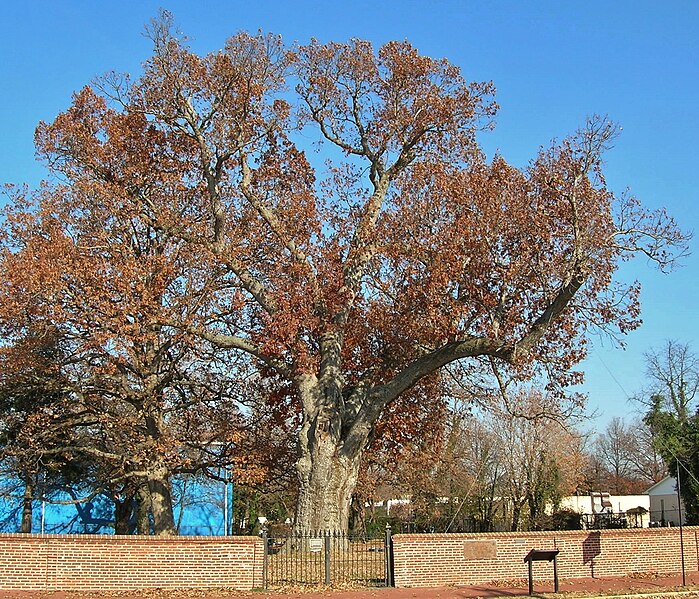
<box><xmin>677</xmin><ymin>465</ymin><xmax>686</xmax><ymax>587</ymax></box>
<box><xmin>223</xmin><ymin>468</ymin><xmax>228</xmax><ymax>536</ymax></box>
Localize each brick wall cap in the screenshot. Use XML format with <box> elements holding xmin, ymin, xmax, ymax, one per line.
<box><xmin>392</xmin><ymin>526</ymin><xmax>699</xmax><ymax>541</ymax></box>
<box><xmin>0</xmin><ymin>533</ymin><xmax>263</xmax><ymax>543</ymax></box>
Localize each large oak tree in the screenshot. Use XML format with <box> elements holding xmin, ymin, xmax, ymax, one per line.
<box><xmin>1</xmin><ymin>14</ymin><xmax>688</xmax><ymax>533</ymax></box>
<box><xmin>0</xmin><ymin>181</ymin><xmax>255</xmax><ymax>534</ymax></box>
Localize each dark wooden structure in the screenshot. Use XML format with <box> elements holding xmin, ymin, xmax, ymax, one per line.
<box><xmin>524</xmin><ymin>548</ymin><xmax>560</xmax><ymax>595</ymax></box>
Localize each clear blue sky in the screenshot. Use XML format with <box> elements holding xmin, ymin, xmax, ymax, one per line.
<box><xmin>2</xmin><ymin>1</ymin><xmax>697</xmax><ymax>430</ymax></box>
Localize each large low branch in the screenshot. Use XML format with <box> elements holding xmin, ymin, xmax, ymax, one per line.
<box><xmin>343</xmin><ymin>269</ymin><xmax>591</xmax><ymax>455</ymax></box>
<box><xmin>38</xmin><ymin>445</ymin><xmax>128</xmax><ymax>464</ymax></box>
<box><xmin>380</xmin><ymin>337</ymin><xmax>511</xmax><ymax>407</ymax></box>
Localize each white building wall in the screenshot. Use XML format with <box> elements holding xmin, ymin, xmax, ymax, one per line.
<box><xmin>647</xmin><ymin>477</ymin><xmax>685</xmax><ymax>524</ymax></box>
<box><xmin>559</xmin><ymin>494</ymin><xmax>650</xmax><ymax>514</ymax></box>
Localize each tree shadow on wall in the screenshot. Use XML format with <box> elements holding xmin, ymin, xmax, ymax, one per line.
<box><xmin>582</xmin><ymin>531</ymin><xmax>601</xmax><ymax>578</ymax></box>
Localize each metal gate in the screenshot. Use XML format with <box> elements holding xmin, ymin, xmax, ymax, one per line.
<box><xmin>261</xmin><ymin>527</ymin><xmax>393</xmax><ymax>588</ymax></box>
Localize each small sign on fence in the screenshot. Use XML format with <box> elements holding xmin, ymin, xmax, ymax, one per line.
<box><xmin>309</xmin><ymin>537</ymin><xmax>323</xmax><ymax>553</ymax></box>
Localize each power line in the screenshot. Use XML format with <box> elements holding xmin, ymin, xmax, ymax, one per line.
<box><xmin>594</xmin><ymin>349</ymin><xmax>633</xmax><ymax>400</ymax></box>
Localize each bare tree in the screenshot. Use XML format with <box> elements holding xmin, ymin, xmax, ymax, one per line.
<box><xmin>594</xmin><ymin>417</ymin><xmax>637</xmax><ymax>494</ymax></box>
<box><xmin>627</xmin><ymin>418</ymin><xmax>667</xmax><ymax>486</ymax></box>
<box><xmin>642</xmin><ymin>341</ymin><xmax>699</xmax><ymax>523</ymax></box>
<box><xmin>642</xmin><ymin>341</ymin><xmax>699</xmax><ymax>422</ymax></box>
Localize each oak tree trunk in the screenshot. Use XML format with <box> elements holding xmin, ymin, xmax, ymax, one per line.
<box><xmin>511</xmin><ymin>500</ymin><xmax>524</xmax><ymax>532</ymax></box>
<box><xmin>295</xmin><ymin>437</ymin><xmax>362</xmax><ymax>533</ymax></box>
<box><xmin>135</xmin><ymin>485</ymin><xmax>150</xmax><ymax>534</ymax></box>
<box><xmin>20</xmin><ymin>482</ymin><xmax>33</xmax><ymax>534</ymax></box>
<box><xmin>147</xmin><ymin>468</ymin><xmax>176</xmax><ymax>535</ymax></box>
<box><xmin>293</xmin><ymin>378</ymin><xmax>370</xmax><ymax>534</ymax></box>
<box><xmin>113</xmin><ymin>495</ymin><xmax>134</xmax><ymax>535</ymax></box>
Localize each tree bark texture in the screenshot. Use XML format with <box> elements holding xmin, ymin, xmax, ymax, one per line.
<box><xmin>295</xmin><ymin>435</ymin><xmax>362</xmax><ymax>533</ymax></box>
<box><xmin>511</xmin><ymin>501</ymin><xmax>524</xmax><ymax>532</ymax></box>
<box><xmin>294</xmin><ymin>378</ymin><xmax>368</xmax><ymax>533</ymax></box>
<box><xmin>20</xmin><ymin>482</ymin><xmax>33</xmax><ymax>534</ymax></box>
<box><xmin>136</xmin><ymin>485</ymin><xmax>151</xmax><ymax>535</ymax></box>
<box><xmin>147</xmin><ymin>468</ymin><xmax>176</xmax><ymax>535</ymax></box>
<box><xmin>113</xmin><ymin>495</ymin><xmax>134</xmax><ymax>535</ymax></box>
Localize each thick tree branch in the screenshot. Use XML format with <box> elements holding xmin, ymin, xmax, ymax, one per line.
<box><xmin>183</xmin><ymin>325</ymin><xmax>292</xmax><ymax>377</ymax></box>
<box><xmin>515</xmin><ymin>270</ymin><xmax>588</xmax><ymax>356</ymax></box>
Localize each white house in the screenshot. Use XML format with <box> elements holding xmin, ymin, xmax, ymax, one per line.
<box><xmin>646</xmin><ymin>476</ymin><xmax>685</xmax><ymax>525</ymax></box>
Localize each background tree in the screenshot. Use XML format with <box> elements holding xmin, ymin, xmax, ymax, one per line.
<box><xmin>594</xmin><ymin>417</ymin><xmax>637</xmax><ymax>494</ymax></box>
<box><xmin>1</xmin><ymin>13</ymin><xmax>688</xmax><ymax>533</ymax></box>
<box><xmin>586</xmin><ymin>417</ymin><xmax>665</xmax><ymax>494</ymax></box>
<box><xmin>492</xmin><ymin>390</ymin><xmax>586</xmax><ymax>531</ymax></box>
<box><xmin>643</xmin><ymin>341</ymin><xmax>699</xmax><ymax>422</ymax></box>
<box><xmin>642</xmin><ymin>341</ymin><xmax>699</xmax><ymax>524</ymax></box>
<box><xmin>359</xmin><ymin>386</ymin><xmax>586</xmax><ymax>533</ymax></box>
<box><xmin>627</xmin><ymin>418</ymin><xmax>667</xmax><ymax>486</ymax></box>
<box><xmin>0</xmin><ymin>325</ymin><xmax>75</xmax><ymax>532</ymax></box>
<box><xmin>438</xmin><ymin>411</ymin><xmax>503</xmax><ymax>533</ymax></box>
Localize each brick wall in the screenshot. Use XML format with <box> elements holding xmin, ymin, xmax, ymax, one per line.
<box><xmin>0</xmin><ymin>534</ymin><xmax>264</xmax><ymax>592</ymax></box>
<box><xmin>392</xmin><ymin>527</ymin><xmax>699</xmax><ymax>587</ymax></box>
<box><xmin>3</xmin><ymin>528</ymin><xmax>696</xmax><ymax>592</ymax></box>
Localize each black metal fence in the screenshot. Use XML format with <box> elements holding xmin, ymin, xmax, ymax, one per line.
<box><xmin>581</xmin><ymin>512</ymin><xmax>629</xmax><ymax>529</ymax></box>
<box><xmin>261</xmin><ymin>527</ymin><xmax>393</xmax><ymax>589</ymax></box>
<box><xmin>581</xmin><ymin>510</ymin><xmax>653</xmax><ymax>530</ymax></box>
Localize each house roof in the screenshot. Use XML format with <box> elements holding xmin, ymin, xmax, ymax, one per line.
<box><xmin>646</xmin><ymin>475</ymin><xmax>677</xmax><ymax>495</ymax></box>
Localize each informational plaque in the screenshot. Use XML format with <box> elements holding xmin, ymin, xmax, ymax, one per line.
<box><xmin>309</xmin><ymin>538</ymin><xmax>323</xmax><ymax>553</ymax></box>
<box><xmin>463</xmin><ymin>540</ymin><xmax>497</xmax><ymax>560</ymax></box>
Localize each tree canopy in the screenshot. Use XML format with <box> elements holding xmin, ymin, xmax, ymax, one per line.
<box><xmin>0</xmin><ymin>13</ymin><xmax>689</xmax><ymax>533</ymax></box>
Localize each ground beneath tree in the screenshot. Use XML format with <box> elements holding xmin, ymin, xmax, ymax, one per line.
<box><xmin>3</xmin><ymin>572</ymin><xmax>699</xmax><ymax>599</ymax></box>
